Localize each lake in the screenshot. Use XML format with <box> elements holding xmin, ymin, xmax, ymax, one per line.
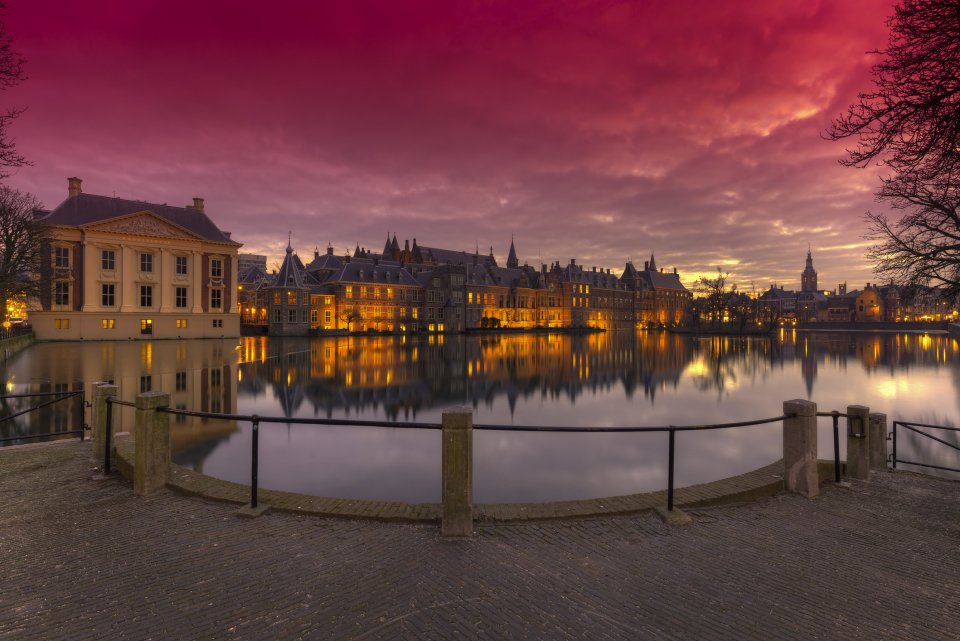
<box><xmin>3</xmin><ymin>330</ymin><xmax>958</xmax><ymax>502</ymax></box>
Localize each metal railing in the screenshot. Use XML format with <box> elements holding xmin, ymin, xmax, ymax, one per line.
<box><xmin>0</xmin><ymin>391</ymin><xmax>87</xmax><ymax>444</ymax></box>
<box><xmin>118</xmin><ymin>402</ymin><xmax>831</xmax><ymax>512</ymax></box>
<box><xmin>891</xmin><ymin>420</ymin><xmax>960</xmax><ymax>474</ymax></box>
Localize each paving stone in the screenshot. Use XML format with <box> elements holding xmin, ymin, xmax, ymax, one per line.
<box><xmin>1</xmin><ymin>440</ymin><xmax>958</xmax><ymax>641</ymax></box>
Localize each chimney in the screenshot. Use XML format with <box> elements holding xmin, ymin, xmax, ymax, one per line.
<box><xmin>187</xmin><ymin>197</ymin><xmax>205</xmax><ymax>212</ymax></box>
<box><xmin>223</xmin><ymin>231</ymin><xmax>232</xmax><ymax>239</ymax></box>
<box><xmin>327</xmin><ymin>244</ymin><xmax>334</xmax><ymax>255</ymax></box>
<box><xmin>644</xmin><ymin>261</ymin><xmax>649</xmax><ymax>270</ymax></box>
<box><xmin>592</xmin><ymin>266</ymin><xmax>596</xmax><ymax>272</ymax></box>
<box><xmin>68</xmin><ymin>177</ymin><xmax>82</xmax><ymax>198</ymax></box>
<box><xmin>570</xmin><ymin>259</ymin><xmax>576</xmax><ymax>266</ymax></box>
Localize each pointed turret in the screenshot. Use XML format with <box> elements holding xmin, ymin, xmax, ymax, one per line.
<box><xmin>648</xmin><ymin>252</ymin><xmax>657</xmax><ymax>272</ymax></box>
<box><xmin>506</xmin><ymin>234</ymin><xmax>519</xmax><ymax>269</ymax></box>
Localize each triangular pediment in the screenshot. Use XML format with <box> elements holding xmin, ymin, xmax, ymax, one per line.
<box><xmin>81</xmin><ymin>211</ymin><xmax>204</xmax><ymax>240</ymax></box>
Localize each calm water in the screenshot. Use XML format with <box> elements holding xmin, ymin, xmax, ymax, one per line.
<box><xmin>3</xmin><ymin>331</ymin><xmax>958</xmax><ymax>502</ymax></box>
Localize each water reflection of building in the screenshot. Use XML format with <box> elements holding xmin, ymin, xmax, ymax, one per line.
<box><xmin>2</xmin><ymin>340</ymin><xmax>239</xmax><ymax>449</ymax></box>
<box><xmin>236</xmin><ymin>333</ymin><xmax>694</xmax><ymax>420</ymax></box>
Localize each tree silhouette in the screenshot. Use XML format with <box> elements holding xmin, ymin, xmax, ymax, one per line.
<box><xmin>0</xmin><ymin>3</ymin><xmax>27</xmax><ymax>175</ymax></box>
<box><xmin>827</xmin><ymin>0</ymin><xmax>960</xmax><ymax>293</ymax></box>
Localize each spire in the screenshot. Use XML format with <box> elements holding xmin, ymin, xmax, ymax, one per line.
<box><xmin>507</xmin><ymin>234</ymin><xmax>519</xmax><ymax>268</ymax></box>
<box><xmin>286</xmin><ymin>232</ymin><xmax>293</xmax><ymax>254</ymax></box>
<box><xmin>648</xmin><ymin>252</ymin><xmax>657</xmax><ymax>272</ymax></box>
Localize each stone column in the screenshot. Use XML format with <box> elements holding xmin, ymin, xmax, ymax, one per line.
<box><xmin>133</xmin><ymin>391</ymin><xmax>171</xmax><ymax>496</ymax></box>
<box><xmin>869</xmin><ymin>412</ymin><xmax>888</xmax><ymax>470</ymax></box>
<box><xmin>783</xmin><ymin>399</ymin><xmax>818</xmax><ymax>498</ymax></box>
<box><xmin>846</xmin><ymin>405</ymin><xmax>871</xmax><ymax>480</ymax></box>
<box><xmin>441</xmin><ymin>407</ymin><xmax>473</xmax><ymax>538</ymax></box>
<box><xmin>91</xmin><ymin>382</ymin><xmax>118</xmax><ymax>465</ymax></box>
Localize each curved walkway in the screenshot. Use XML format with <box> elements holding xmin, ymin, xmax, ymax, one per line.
<box><xmin>1</xmin><ymin>440</ymin><xmax>958</xmax><ymax>640</ymax></box>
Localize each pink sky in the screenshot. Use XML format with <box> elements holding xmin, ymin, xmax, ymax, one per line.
<box><xmin>8</xmin><ymin>0</ymin><xmax>895</xmax><ymax>291</ymax></box>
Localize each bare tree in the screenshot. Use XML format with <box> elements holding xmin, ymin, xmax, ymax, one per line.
<box><xmin>827</xmin><ymin>0</ymin><xmax>960</xmax><ymax>292</ymax></box>
<box><xmin>697</xmin><ymin>267</ymin><xmax>729</xmax><ymax>326</ymax></box>
<box><xmin>0</xmin><ymin>186</ymin><xmax>47</xmax><ymax>321</ymax></box>
<box><xmin>864</xmin><ymin>171</ymin><xmax>960</xmax><ymax>294</ymax></box>
<box><xmin>827</xmin><ymin>0</ymin><xmax>960</xmax><ymax>180</ymax></box>
<box><xmin>0</xmin><ymin>2</ymin><xmax>27</xmax><ymax>175</ymax></box>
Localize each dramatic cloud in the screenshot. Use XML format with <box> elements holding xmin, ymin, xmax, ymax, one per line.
<box><xmin>9</xmin><ymin>0</ymin><xmax>894</xmax><ymax>290</ymax></box>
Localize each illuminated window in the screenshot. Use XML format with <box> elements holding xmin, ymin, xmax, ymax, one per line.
<box><xmin>412</xmin><ymin>308</ymin><xmax>418</xmax><ymax>319</ymax></box>
<box><xmin>140</xmin><ymin>253</ymin><xmax>153</xmax><ymax>273</ymax></box>
<box><xmin>345</xmin><ymin>286</ymin><xmax>353</xmax><ymax>299</ymax></box>
<box><xmin>140</xmin><ymin>319</ymin><xmax>152</xmax><ymax>334</ymax></box>
<box><xmin>55</xmin><ymin>319</ymin><xmax>69</xmax><ymax>330</ymax></box>
<box><xmin>324</xmin><ymin>296</ymin><xmax>332</xmax><ymax>305</ymax></box>
<box><xmin>101</xmin><ymin>250</ymin><xmax>115</xmax><ymax>270</ymax></box>
<box><xmin>176</xmin><ymin>256</ymin><xmax>188</xmax><ymax>275</ymax></box>
<box><xmin>176</xmin><ymin>319</ymin><xmax>188</xmax><ymax>329</ymax></box>
<box><xmin>175</xmin><ymin>287</ymin><xmax>188</xmax><ymax>308</ymax></box>
<box><xmin>287</xmin><ymin>291</ymin><xmax>296</xmax><ymax>305</ymax></box>
<box><xmin>55</xmin><ymin>246</ymin><xmax>70</xmax><ymax>268</ymax></box>
<box><xmin>101</xmin><ymin>319</ymin><xmax>115</xmax><ymax>329</ymax></box>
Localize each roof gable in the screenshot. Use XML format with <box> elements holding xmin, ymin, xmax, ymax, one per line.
<box><xmin>80</xmin><ymin>211</ymin><xmax>204</xmax><ymax>241</ymax></box>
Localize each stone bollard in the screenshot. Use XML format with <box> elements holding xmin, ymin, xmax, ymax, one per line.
<box><xmin>783</xmin><ymin>399</ymin><xmax>818</xmax><ymax>498</ymax></box>
<box><xmin>869</xmin><ymin>412</ymin><xmax>888</xmax><ymax>470</ymax></box>
<box><xmin>133</xmin><ymin>392</ymin><xmax>171</xmax><ymax>496</ymax></box>
<box><xmin>91</xmin><ymin>383</ymin><xmax>118</xmax><ymax>466</ymax></box>
<box><xmin>441</xmin><ymin>407</ymin><xmax>473</xmax><ymax>538</ymax></box>
<box><xmin>846</xmin><ymin>405</ymin><xmax>871</xmax><ymax>481</ymax></box>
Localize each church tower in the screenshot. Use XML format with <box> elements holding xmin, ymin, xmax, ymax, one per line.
<box><xmin>801</xmin><ymin>249</ymin><xmax>818</xmax><ymax>292</ymax></box>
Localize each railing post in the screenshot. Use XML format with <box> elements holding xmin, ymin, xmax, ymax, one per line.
<box><xmin>91</xmin><ymin>383</ymin><xmax>118</xmax><ymax>468</ymax></box>
<box><xmin>133</xmin><ymin>391</ymin><xmax>171</xmax><ymax>496</ymax></box>
<box><xmin>869</xmin><ymin>412</ymin><xmax>888</xmax><ymax>470</ymax></box>
<box><xmin>441</xmin><ymin>407</ymin><xmax>473</xmax><ymax>538</ymax></box>
<box><xmin>251</xmin><ymin>418</ymin><xmax>259</xmax><ymax>508</ymax></box>
<box><xmin>846</xmin><ymin>405</ymin><xmax>870</xmax><ymax>481</ymax></box>
<box><xmin>832</xmin><ymin>411</ymin><xmax>841</xmax><ymax>483</ymax></box>
<box><xmin>237</xmin><ymin>416</ymin><xmax>269</xmax><ymax>518</ymax></box>
<box><xmin>783</xmin><ymin>399</ymin><xmax>818</xmax><ymax>498</ymax></box>
<box><xmin>667</xmin><ymin>428</ymin><xmax>675</xmax><ymax>511</ymax></box>
<box><xmin>892</xmin><ymin>422</ymin><xmax>898</xmax><ymax>469</ymax></box>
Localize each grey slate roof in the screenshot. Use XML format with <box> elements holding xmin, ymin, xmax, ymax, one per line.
<box><xmin>641</xmin><ymin>269</ymin><xmax>687</xmax><ymax>292</ymax></box>
<box><xmin>44</xmin><ymin>193</ymin><xmax>239</xmax><ymax>245</ymax></box>
<box><xmin>418</xmin><ymin>246</ymin><xmax>497</xmax><ymax>268</ymax></box>
<box><xmin>326</xmin><ymin>261</ymin><xmax>421</xmax><ymax>287</ymax></box>
<box><xmin>275</xmin><ymin>244</ymin><xmax>307</xmax><ymax>289</ymax></box>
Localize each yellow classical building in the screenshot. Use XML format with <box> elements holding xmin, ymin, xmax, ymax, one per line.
<box><xmin>32</xmin><ymin>177</ymin><xmax>241</xmax><ymax>340</ymax></box>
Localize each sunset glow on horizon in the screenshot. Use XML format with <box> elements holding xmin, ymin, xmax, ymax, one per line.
<box><xmin>8</xmin><ymin>0</ymin><xmax>896</xmax><ymax>291</ymax></box>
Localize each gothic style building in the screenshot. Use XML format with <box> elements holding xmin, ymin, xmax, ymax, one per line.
<box><xmin>248</xmin><ymin>234</ymin><xmax>692</xmax><ymax>335</ymax></box>
<box><xmin>32</xmin><ymin>177</ymin><xmax>241</xmax><ymax>340</ymax></box>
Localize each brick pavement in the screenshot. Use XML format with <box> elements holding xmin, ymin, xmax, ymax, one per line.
<box><xmin>1</xmin><ymin>440</ymin><xmax>958</xmax><ymax>641</ymax></box>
